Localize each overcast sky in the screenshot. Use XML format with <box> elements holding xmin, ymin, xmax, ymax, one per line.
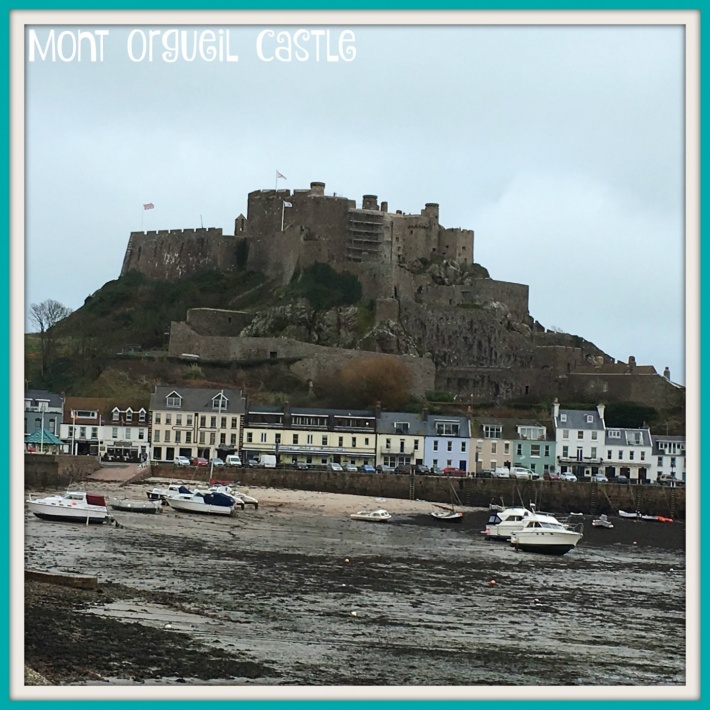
<box><xmin>23</xmin><ymin>17</ymin><xmax>687</xmax><ymax>384</ymax></box>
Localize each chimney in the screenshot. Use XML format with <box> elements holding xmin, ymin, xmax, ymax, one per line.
<box><xmin>310</xmin><ymin>181</ymin><xmax>325</xmax><ymax>196</ymax></box>
<box><xmin>552</xmin><ymin>398</ymin><xmax>560</xmax><ymax>420</ymax></box>
<box><xmin>381</xmin><ymin>201</ymin><xmax>388</xmax><ymax>213</ymax></box>
<box><xmin>362</xmin><ymin>194</ymin><xmax>378</xmax><ymax>210</ymax></box>
<box><xmin>374</xmin><ymin>401</ymin><xmax>382</xmax><ymax>419</ymax></box>
<box><xmin>663</xmin><ymin>366</ymin><xmax>671</xmax><ymax>380</ymax></box>
<box><xmin>596</xmin><ymin>403</ymin><xmax>606</xmax><ymax>423</ymax></box>
<box><xmin>420</xmin><ymin>406</ymin><xmax>429</xmax><ymax>421</ymax></box>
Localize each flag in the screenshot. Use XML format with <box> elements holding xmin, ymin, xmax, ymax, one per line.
<box><xmin>283</xmin><ymin>201</ymin><xmax>293</xmax><ymax>207</ymax></box>
<box><xmin>143</xmin><ymin>203</ymin><xmax>154</xmax><ymax>210</ymax></box>
<box><xmin>276</xmin><ymin>171</ymin><xmax>286</xmax><ymax>180</ymax></box>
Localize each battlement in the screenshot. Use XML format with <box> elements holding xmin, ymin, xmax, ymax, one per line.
<box><xmin>129</xmin><ymin>227</ymin><xmax>224</xmax><ymax>238</ymax></box>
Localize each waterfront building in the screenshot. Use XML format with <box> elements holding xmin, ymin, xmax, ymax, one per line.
<box><xmin>552</xmin><ymin>399</ymin><xmax>606</xmax><ymax>479</ymax></box>
<box><xmin>242</xmin><ymin>404</ymin><xmax>377</xmax><ymax>468</ymax></box>
<box><xmin>471</xmin><ymin>417</ymin><xmax>514</xmax><ymax>473</ymax></box>
<box><xmin>651</xmin><ymin>435</ymin><xmax>686</xmax><ymax>482</ymax></box>
<box><xmin>511</xmin><ymin>419</ymin><xmax>556</xmax><ymax>477</ymax></box>
<box><xmin>24</xmin><ymin>390</ymin><xmax>64</xmax><ymax>451</ymax></box>
<box><xmin>149</xmin><ymin>386</ymin><xmax>246</xmax><ymax>463</ymax></box>
<box><xmin>375</xmin><ymin>411</ymin><xmax>427</xmax><ymax>469</ymax></box>
<box><xmin>602</xmin><ymin>426</ymin><xmax>654</xmax><ymax>483</ymax></box>
<box><xmin>423</xmin><ymin>414</ymin><xmax>471</xmax><ymax>472</ymax></box>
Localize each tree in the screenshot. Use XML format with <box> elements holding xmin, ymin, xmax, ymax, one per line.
<box><xmin>29</xmin><ymin>299</ymin><xmax>72</xmax><ymax>378</ymax></box>
<box><xmin>337</xmin><ymin>355</ymin><xmax>413</xmax><ymax>409</ymax></box>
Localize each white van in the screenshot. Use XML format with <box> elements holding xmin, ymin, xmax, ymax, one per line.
<box><xmin>260</xmin><ymin>454</ymin><xmax>277</xmax><ymax>469</ymax></box>
<box><xmin>225</xmin><ymin>455</ymin><xmax>242</xmax><ymax>467</ymax></box>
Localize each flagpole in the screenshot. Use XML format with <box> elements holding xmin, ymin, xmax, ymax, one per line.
<box><xmin>281</xmin><ymin>201</ymin><xmax>285</xmax><ymax>232</ymax></box>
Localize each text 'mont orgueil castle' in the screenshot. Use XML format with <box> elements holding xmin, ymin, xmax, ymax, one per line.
<box><xmin>120</xmin><ymin>180</ymin><xmax>683</xmax><ymax>409</ymax></box>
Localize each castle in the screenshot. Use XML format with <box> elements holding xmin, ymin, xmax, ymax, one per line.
<box><xmin>120</xmin><ymin>180</ymin><xmax>684</xmax><ymax>412</ymax></box>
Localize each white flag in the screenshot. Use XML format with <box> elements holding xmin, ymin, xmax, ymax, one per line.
<box><xmin>143</xmin><ymin>202</ymin><xmax>154</xmax><ymax>210</ymax></box>
<box><xmin>276</xmin><ymin>171</ymin><xmax>286</xmax><ymax>180</ymax></box>
<box><xmin>283</xmin><ymin>201</ymin><xmax>293</xmax><ymax>207</ymax></box>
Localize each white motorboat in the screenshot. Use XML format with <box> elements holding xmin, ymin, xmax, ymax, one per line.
<box><xmin>509</xmin><ymin>507</ymin><xmax>583</xmax><ymax>555</ymax></box>
<box><xmin>431</xmin><ymin>508</ymin><xmax>464</xmax><ymax>522</ymax></box>
<box><xmin>350</xmin><ymin>508</ymin><xmax>392</xmax><ymax>522</ymax></box>
<box><xmin>109</xmin><ymin>497</ymin><xmax>162</xmax><ymax>514</ymax></box>
<box><xmin>26</xmin><ymin>491</ymin><xmax>110</xmax><ymax>524</ymax></box>
<box><xmin>592</xmin><ymin>514</ymin><xmax>614</xmax><ymax>529</ymax></box>
<box><xmin>482</xmin><ymin>506</ymin><xmax>533</xmax><ymax>540</ymax></box>
<box><xmin>147</xmin><ymin>483</ymin><xmax>193</xmax><ymax>502</ymax></box>
<box><xmin>166</xmin><ymin>489</ymin><xmax>236</xmax><ymax>516</ymax></box>
<box><xmin>196</xmin><ymin>484</ymin><xmax>255</xmax><ymax>509</ymax></box>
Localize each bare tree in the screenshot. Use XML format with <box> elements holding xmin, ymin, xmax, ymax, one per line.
<box><xmin>29</xmin><ymin>299</ymin><xmax>72</xmax><ymax>378</ymax></box>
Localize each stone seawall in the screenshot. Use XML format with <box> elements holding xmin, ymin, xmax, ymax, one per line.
<box><xmin>24</xmin><ymin>455</ymin><xmax>102</xmax><ymax>490</ymax></box>
<box><xmin>149</xmin><ymin>465</ymin><xmax>685</xmax><ymax>519</ymax></box>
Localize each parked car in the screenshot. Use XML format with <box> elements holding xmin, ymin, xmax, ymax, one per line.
<box><xmin>360</xmin><ymin>464</ymin><xmax>377</xmax><ymax>474</ymax></box>
<box><xmin>209</xmin><ymin>457</ymin><xmax>225</xmax><ymax>467</ymax></box>
<box><xmin>343</xmin><ymin>464</ymin><xmax>358</xmax><ymax>472</ymax></box>
<box><xmin>327</xmin><ymin>462</ymin><xmax>343</xmax><ymax>472</ymax></box>
<box><xmin>492</xmin><ymin>467</ymin><xmax>510</xmax><ymax>478</ymax></box>
<box><xmin>394</xmin><ymin>465</ymin><xmax>412</xmax><ymax>475</ymax></box>
<box><xmin>430</xmin><ymin>466</ymin><xmax>443</xmax><ymax>475</ymax></box>
<box><xmin>191</xmin><ymin>457</ymin><xmax>208</xmax><ymax>467</ymax></box>
<box><xmin>543</xmin><ymin>471</ymin><xmax>562</xmax><ymax>481</ymax></box>
<box><xmin>225</xmin><ymin>455</ymin><xmax>242</xmax><ymax>467</ymax></box>
<box><xmin>509</xmin><ymin>467</ymin><xmax>534</xmax><ymax>480</ymax></box>
<box><xmin>474</xmin><ymin>469</ymin><xmax>493</xmax><ymax>479</ymax></box>
<box><xmin>611</xmin><ymin>475</ymin><xmax>630</xmax><ymax>484</ymax></box>
<box><xmin>296</xmin><ymin>462</ymin><xmax>310</xmax><ymax>470</ymax></box>
<box><xmin>657</xmin><ymin>475</ymin><xmax>682</xmax><ymax>487</ymax></box>
<box><xmin>173</xmin><ymin>455</ymin><xmax>191</xmax><ymax>466</ymax></box>
<box><xmin>377</xmin><ymin>465</ymin><xmax>395</xmax><ymax>473</ymax></box>
<box><xmin>592</xmin><ymin>473</ymin><xmax>608</xmax><ymax>483</ymax></box>
<box><xmin>413</xmin><ymin>464</ymin><xmax>431</xmax><ymax>475</ymax></box>
<box><xmin>247</xmin><ymin>458</ymin><xmax>260</xmax><ymax>467</ymax></box>
<box><xmin>559</xmin><ymin>472</ymin><xmax>577</xmax><ymax>482</ymax></box>
<box><xmin>442</xmin><ymin>466</ymin><xmax>466</xmax><ymax>476</ymax></box>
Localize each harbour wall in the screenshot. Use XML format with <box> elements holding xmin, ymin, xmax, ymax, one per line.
<box><xmin>147</xmin><ymin>465</ymin><xmax>685</xmax><ymax>519</ymax></box>
<box><xmin>24</xmin><ymin>455</ymin><xmax>101</xmax><ymax>490</ymax></box>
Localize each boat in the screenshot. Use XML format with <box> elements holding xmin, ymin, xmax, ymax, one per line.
<box><xmin>592</xmin><ymin>513</ymin><xmax>614</xmax><ymax>529</ymax></box>
<box><xmin>147</xmin><ymin>484</ymin><xmax>193</xmax><ymax>502</ymax></box>
<box><xmin>509</xmin><ymin>506</ymin><xmax>583</xmax><ymax>555</ymax></box>
<box><xmin>195</xmin><ymin>484</ymin><xmax>254</xmax><ymax>509</ymax></box>
<box><xmin>166</xmin><ymin>489</ymin><xmax>237</xmax><ymax>516</ymax></box>
<box><xmin>431</xmin><ymin>483</ymin><xmax>464</xmax><ymax>522</ymax></box>
<box><xmin>482</xmin><ymin>506</ymin><xmax>533</xmax><ymax>541</ymax></box>
<box><xmin>350</xmin><ymin>508</ymin><xmax>392</xmax><ymax>522</ymax></box>
<box><xmin>618</xmin><ymin>510</ymin><xmax>671</xmax><ymax>522</ymax></box>
<box><xmin>109</xmin><ymin>497</ymin><xmax>162</xmax><ymax>514</ymax></box>
<box><xmin>26</xmin><ymin>491</ymin><xmax>110</xmax><ymax>524</ymax></box>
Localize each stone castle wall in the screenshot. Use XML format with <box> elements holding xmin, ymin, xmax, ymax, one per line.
<box><xmin>168</xmin><ymin>322</ymin><xmax>436</xmax><ymax>396</ymax></box>
<box><xmin>121</xmin><ymin>228</ymin><xmax>238</xmax><ymax>281</ymax></box>
<box><xmin>186</xmin><ymin>308</ymin><xmax>255</xmax><ymax>336</ymax></box>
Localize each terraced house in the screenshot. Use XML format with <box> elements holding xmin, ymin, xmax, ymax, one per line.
<box><xmin>374</xmin><ymin>411</ymin><xmax>427</xmax><ymax>470</ymax></box>
<box><xmin>603</xmin><ymin>426</ymin><xmax>653</xmax><ymax>483</ymax></box>
<box><xmin>423</xmin><ymin>414</ymin><xmax>471</xmax><ymax>472</ymax></box>
<box><xmin>149</xmin><ymin>386</ymin><xmax>246</xmax><ymax>463</ymax></box>
<box><xmin>552</xmin><ymin>400</ymin><xmax>606</xmax><ymax>480</ymax></box>
<box><xmin>241</xmin><ymin>404</ymin><xmax>377</xmax><ymax>468</ymax></box>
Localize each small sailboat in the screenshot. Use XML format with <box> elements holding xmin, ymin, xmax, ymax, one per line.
<box><xmin>592</xmin><ymin>513</ymin><xmax>614</xmax><ymax>528</ymax></box>
<box><xmin>431</xmin><ymin>482</ymin><xmax>464</xmax><ymax>522</ymax></box>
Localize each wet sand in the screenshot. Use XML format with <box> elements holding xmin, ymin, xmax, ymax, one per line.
<box><xmin>24</xmin><ymin>480</ymin><xmax>686</xmax><ymax>689</ymax></box>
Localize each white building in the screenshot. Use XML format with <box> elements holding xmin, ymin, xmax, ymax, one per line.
<box><xmin>552</xmin><ymin>400</ymin><xmax>606</xmax><ymax>479</ymax></box>
<box><xmin>652</xmin><ymin>435</ymin><xmax>686</xmax><ymax>482</ymax></box>
<box><xmin>603</xmin><ymin>427</ymin><xmax>654</xmax><ymax>483</ymax></box>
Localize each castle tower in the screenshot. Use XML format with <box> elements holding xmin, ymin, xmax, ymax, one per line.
<box><xmin>234</xmin><ymin>214</ymin><xmax>247</xmax><ymax>234</ymax></box>
<box><xmin>310</xmin><ymin>181</ymin><xmax>325</xmax><ymax>196</ymax></box>
<box><xmin>362</xmin><ymin>195</ymin><xmax>379</xmax><ymax>210</ymax></box>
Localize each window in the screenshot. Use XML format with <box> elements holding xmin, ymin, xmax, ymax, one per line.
<box><xmin>482</xmin><ymin>425</ymin><xmax>501</xmax><ymax>439</ymax></box>
<box><xmin>590</xmin><ymin>447</ymin><xmax>597</xmax><ymax>458</ymax></box>
<box><xmin>322</xmin><ymin>435</ymin><xmax>328</xmax><ymax>445</ymax></box>
<box><xmin>275</xmin><ymin>434</ymin><xmax>281</xmax><ymax>444</ymax></box>
<box><xmin>461</xmin><ymin>441</ymin><xmax>466</xmax><ymax>452</ymax></box>
<box><xmin>246</xmin><ymin>432</ymin><xmax>253</xmax><ymax>443</ymax></box>
<box><xmin>231</xmin><ymin>417</ymin><xmax>237</xmax><ymax>429</ymax></box>
<box><xmin>175</xmin><ymin>431</ymin><xmax>181</xmax><ymax>443</ymax></box>
<box><xmin>210</xmin><ymin>416</ymin><xmax>217</xmax><ymax>428</ymax></box>
<box><xmin>112</xmin><ymin>427</ymin><xmax>118</xmax><ymax>438</ymax></box>
<box><xmin>176</xmin><ymin>414</ymin><xmax>182</xmax><ymax>426</ymax></box>
<box><xmin>79</xmin><ymin>426</ymin><xmax>86</xmax><ymax>438</ymax></box>
<box><xmin>230</xmin><ymin>434</ymin><xmax>236</xmax><ymax>445</ymax></box>
<box><xmin>137</xmin><ymin>429</ymin><xmax>145</xmax><ymax>441</ymax></box>
<box><xmin>352</xmin><ymin>437</ymin><xmax>356</xmax><ymax>447</ymax></box>
<box><xmin>220</xmin><ymin>433</ymin><xmax>226</xmax><ymax>445</ymax></box>
<box><xmin>221</xmin><ymin>416</ymin><xmax>227</xmax><ymax>429</ymax></box>
<box><xmin>365</xmin><ymin>437</ymin><xmax>369</xmax><ymax>445</ymax></box>
<box><xmin>165</xmin><ymin>414</ymin><xmax>172</xmax><ymax>426</ymax></box>
<box><xmin>414</xmin><ymin>440</ymin><xmax>419</xmax><ymax>450</ymax></box>
<box><xmin>124</xmin><ymin>428</ymin><xmax>130</xmax><ymax>439</ymax></box>
<box><xmin>293</xmin><ymin>434</ymin><xmax>299</xmax><ymax>444</ymax></box>
<box><xmin>91</xmin><ymin>427</ymin><xmax>98</xmax><ymax>439</ymax></box>
<box><xmin>562</xmin><ymin>446</ymin><xmax>568</xmax><ymax>457</ymax></box>
<box><xmin>591</xmin><ymin>431</ymin><xmax>598</xmax><ymax>440</ymax></box>
<box><xmin>433</xmin><ymin>459</ymin><xmax>438</xmax><ymax>467</ymax></box>
<box><xmin>200</xmin><ymin>416</ymin><xmax>206</xmax><ymax>427</ymax></box>
<box><xmin>112</xmin><ymin>409</ymin><xmax>120</xmax><ymax>421</ymax></box>
<box><xmin>447</xmin><ymin>441</ymin><xmax>452</xmax><ymax>452</ymax></box>
<box><xmin>516</xmin><ymin>444</ymin><xmax>522</xmax><ymax>456</ymax></box>
<box><xmin>562</xmin><ymin>430</ymin><xmax>569</xmax><ymax>439</ymax></box>
<box><xmin>504</xmin><ymin>442</ymin><xmax>510</xmax><ymax>454</ymax></box>
<box><xmin>544</xmin><ymin>445</ymin><xmax>550</xmax><ymax>457</ymax></box>
<box><xmin>186</xmin><ymin>432</ymin><xmax>192</xmax><ymax>444</ymax></box>
<box><xmin>187</xmin><ymin>415</ymin><xmax>193</xmax><ymax>426</ymax></box>
<box><xmin>338</xmin><ymin>437</ymin><xmax>344</xmax><ymax>447</ymax></box>
<box><xmin>199</xmin><ymin>432</ymin><xmax>205</xmax><ymax>444</ymax></box>
<box><xmin>394</xmin><ymin>422</ymin><xmax>410</xmax><ymax>434</ymax></box>
<box><xmin>435</xmin><ymin>421</ymin><xmax>460</xmax><ymax>436</ymax></box>
<box><xmin>577</xmin><ymin>431</ymin><xmax>584</xmax><ymax>440</ymax></box>
<box><xmin>586</xmin><ymin>415</ymin><xmax>593</xmax><ymax>423</ymax></box>
<box><xmin>212</xmin><ymin>394</ymin><xmax>228</xmax><ymax>410</ymax></box>
<box><xmin>657</xmin><ymin>456</ymin><xmax>663</xmax><ymax>467</ymax></box>
<box><xmin>517</xmin><ymin>426</ymin><xmax>546</xmax><ymax>440</ymax></box>
<box><xmin>491</xmin><ymin>443</ymin><xmax>497</xmax><ymax>454</ymax></box>
<box><xmin>618</xmin><ymin>450</ymin><xmax>623</xmax><ymax>460</ymax></box>
<box><xmin>209</xmin><ymin>433</ymin><xmax>215</xmax><ymax>445</ymax></box>
<box><xmin>154</xmin><ymin>430</ymin><xmax>160</xmax><ymax>442</ymax></box>
<box><xmin>166</xmin><ymin>394</ymin><xmax>181</xmax><ymax>408</ymax></box>
<box><xmin>560</xmin><ymin>414</ymin><xmax>567</xmax><ymax>422</ymax></box>
<box><xmin>433</xmin><ymin>441</ymin><xmax>439</xmax><ymax>451</ymax></box>
<box><xmin>608</xmin><ymin>430</ymin><xmax>621</xmax><ymax>438</ymax></box>
<box><xmin>126</xmin><ymin>410</ymin><xmax>133</xmax><ymax>422</ymax></box>
<box><xmin>307</xmin><ymin>434</ymin><xmax>313</xmax><ymax>444</ymax></box>
<box><xmin>629</xmin><ymin>451</ymin><xmax>634</xmax><ymax>461</ymax></box>
<box><xmin>164</xmin><ymin>431</ymin><xmax>171</xmax><ymax>443</ymax></box>
<box><xmin>139</xmin><ymin>410</ymin><xmax>146</xmax><ymax>422</ymax></box>
<box><xmin>154</xmin><ymin>413</ymin><xmax>161</xmax><ymax>425</ymax></box>
<box><xmin>260</xmin><ymin>433</ymin><xmax>267</xmax><ymax>443</ymax></box>
<box><xmin>531</xmin><ymin>444</ymin><xmax>540</xmax><ymax>457</ymax></box>
<box><xmin>640</xmin><ymin>452</ymin><xmax>645</xmax><ymax>461</ymax></box>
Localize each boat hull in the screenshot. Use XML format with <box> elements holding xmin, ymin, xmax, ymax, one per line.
<box><xmin>27</xmin><ymin>503</ymin><xmax>107</xmax><ymax>524</ymax></box>
<box><xmin>167</xmin><ymin>499</ymin><xmax>234</xmax><ymax>516</ymax></box>
<box><xmin>110</xmin><ymin>499</ymin><xmax>162</xmax><ymax>514</ymax></box>
<box><xmin>510</xmin><ymin>541</ymin><xmax>578</xmax><ymax>555</ymax></box>
<box><xmin>431</xmin><ymin>511</ymin><xmax>463</xmax><ymax>522</ymax></box>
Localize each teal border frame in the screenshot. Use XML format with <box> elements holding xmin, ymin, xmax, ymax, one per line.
<box><xmin>5</xmin><ymin>2</ymin><xmax>701</xmax><ymax>706</ymax></box>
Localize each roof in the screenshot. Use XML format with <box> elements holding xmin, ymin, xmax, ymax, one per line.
<box><xmin>376</xmin><ymin>412</ymin><xmax>428</xmax><ymax>436</ymax></box>
<box><xmin>25</xmin><ymin>429</ymin><xmax>64</xmax><ymax>445</ymax></box>
<box><xmin>149</xmin><ymin>386</ymin><xmax>246</xmax><ymax>414</ymax></box>
<box><xmin>425</xmin><ymin>414</ymin><xmax>471</xmax><ymax>438</ymax></box>
<box><xmin>556</xmin><ymin>409</ymin><xmax>605</xmax><ymax>431</ymax></box>
<box><xmin>605</xmin><ymin>427</ymin><xmax>653</xmax><ymax>447</ymax></box>
<box><xmin>24</xmin><ymin>390</ymin><xmax>64</xmax><ymax>410</ymax></box>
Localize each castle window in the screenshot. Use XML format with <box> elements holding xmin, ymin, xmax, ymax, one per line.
<box><xmin>269</xmin><ymin>351</ymin><xmax>277</xmax><ymax>359</ymax></box>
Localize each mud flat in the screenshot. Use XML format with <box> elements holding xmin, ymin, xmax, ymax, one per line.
<box><xmin>24</xmin><ymin>482</ymin><xmax>686</xmax><ymax>689</ymax></box>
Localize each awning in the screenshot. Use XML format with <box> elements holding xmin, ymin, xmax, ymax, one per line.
<box><xmin>25</xmin><ymin>429</ymin><xmax>64</xmax><ymax>445</ymax></box>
